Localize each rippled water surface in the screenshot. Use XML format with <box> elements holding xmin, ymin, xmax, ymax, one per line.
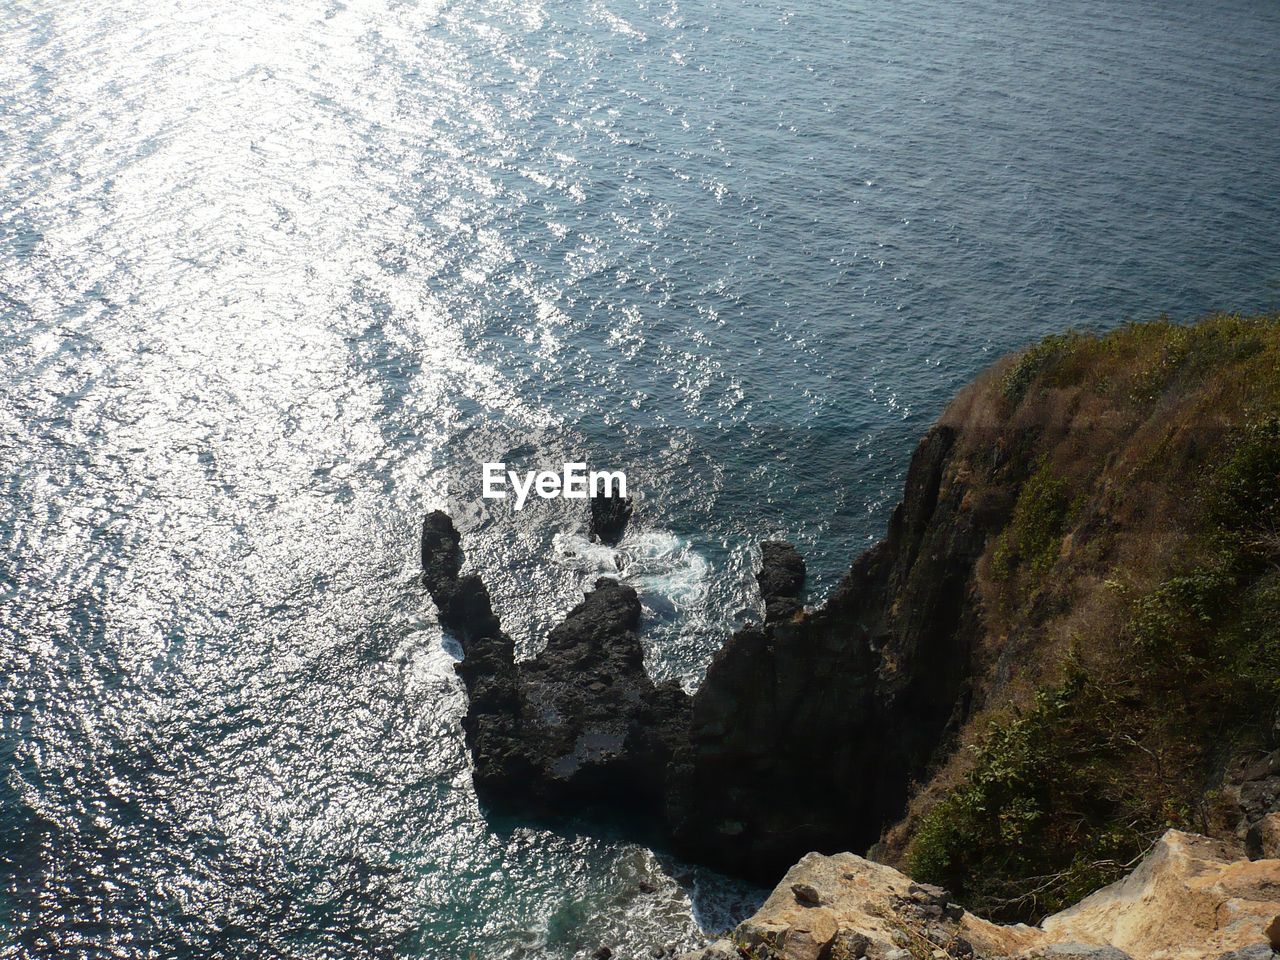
<box><xmin>3</xmin><ymin>0</ymin><xmax>1280</xmax><ymax>956</ymax></box>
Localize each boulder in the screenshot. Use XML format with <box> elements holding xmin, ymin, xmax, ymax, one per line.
<box><xmin>1234</xmin><ymin>752</ymin><xmax>1280</xmax><ymax>859</ymax></box>
<box><xmin>725</xmin><ymin>851</ymin><xmax>1040</xmax><ymax>960</ymax></box>
<box><xmin>1247</xmin><ymin>814</ymin><xmax>1280</xmax><ymax>861</ymax></box>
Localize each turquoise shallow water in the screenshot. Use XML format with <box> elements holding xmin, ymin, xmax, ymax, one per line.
<box><xmin>3</xmin><ymin>0</ymin><xmax>1280</xmax><ymax>957</ymax></box>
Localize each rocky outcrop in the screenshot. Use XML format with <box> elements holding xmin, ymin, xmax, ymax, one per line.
<box><xmin>422</xmin><ymin>510</ymin><xmax>689</xmax><ymax>814</ymax></box>
<box><xmin>515</xmin><ymin>575</ymin><xmax>690</xmax><ymax>811</ymax></box>
<box><xmin>429</xmin><ymin>316</ymin><xmax>1280</xmax><ymax>935</ymax></box>
<box><xmin>718</xmin><ymin>849</ymin><xmax>1039</xmax><ymax>960</ymax></box>
<box><xmin>680</xmin><ymin>831</ymin><xmax>1280</xmax><ymax>960</ymax></box>
<box><xmin>424</xmin><ymin>422</ymin><xmax>1011</xmax><ymax>879</ymax></box>
<box><xmin>421</xmin><ymin>511</ymin><xmax>524</xmax><ymax>797</ymax></box>
<box><xmin>1041</xmin><ymin>831</ymin><xmax>1280</xmax><ymax>960</ymax></box>
<box><xmin>1228</xmin><ymin>751</ymin><xmax>1280</xmax><ymax>860</ymax></box>
<box><xmin>665</xmin><ymin>423</ymin><xmax>1009</xmax><ymax>880</ymax></box>
<box><xmin>756</xmin><ymin>542</ymin><xmax>806</xmax><ymax>623</ymax></box>
<box><xmin>591</xmin><ymin>492</ymin><xmax>634</xmax><ymax>545</ymax></box>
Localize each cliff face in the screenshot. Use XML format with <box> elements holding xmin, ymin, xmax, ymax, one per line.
<box><xmin>424</xmin><ymin>314</ymin><xmax>1280</xmax><ymax>922</ymax></box>
<box><xmin>666</xmin><ymin>422</ymin><xmax>1009</xmax><ymax>879</ymax></box>
<box><xmin>422</xmin><ymin>419</ymin><xmax>1000</xmax><ymax>878</ymax></box>
<box><xmin>883</xmin><ymin>316</ymin><xmax>1280</xmax><ymax>919</ymax></box>
<box><xmin>674</xmin><ymin>313</ymin><xmax>1280</xmax><ymax>910</ymax></box>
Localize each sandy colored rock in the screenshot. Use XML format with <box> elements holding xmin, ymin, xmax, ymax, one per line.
<box><xmin>1040</xmin><ymin>830</ymin><xmax>1280</xmax><ymax>960</ymax></box>
<box><xmin>779</xmin><ymin>907</ymin><xmax>838</xmax><ymax>960</ymax></box>
<box><xmin>730</xmin><ymin>851</ymin><xmax>1043</xmax><ymax>960</ymax></box>
<box><xmin>681</xmin><ymin>831</ymin><xmax>1280</xmax><ymax>960</ymax></box>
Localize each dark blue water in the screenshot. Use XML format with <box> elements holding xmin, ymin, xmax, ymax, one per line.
<box><xmin>3</xmin><ymin>0</ymin><xmax>1280</xmax><ymax>956</ymax></box>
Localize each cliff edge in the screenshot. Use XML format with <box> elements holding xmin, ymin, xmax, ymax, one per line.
<box><xmin>682</xmin><ymin>829</ymin><xmax>1280</xmax><ymax>960</ymax></box>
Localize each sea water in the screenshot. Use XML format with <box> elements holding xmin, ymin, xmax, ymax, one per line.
<box><xmin>3</xmin><ymin>0</ymin><xmax>1280</xmax><ymax>956</ymax></box>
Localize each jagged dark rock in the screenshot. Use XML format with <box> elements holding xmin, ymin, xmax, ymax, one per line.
<box><xmin>590</xmin><ymin>492</ymin><xmax>634</xmax><ymax>545</ymax></box>
<box><xmin>422</xmin><ymin>510</ymin><xmax>689</xmax><ymax>815</ymax></box>
<box><xmin>757</xmin><ymin>541</ymin><xmax>805</xmax><ymax>622</ymax></box>
<box><xmin>420</xmin><ymin>511</ymin><xmax>463</xmax><ymax>600</ymax></box>
<box><xmin>421</xmin><ymin>511</ymin><xmax>526</xmax><ymax>796</ymax></box>
<box><xmin>666</xmin><ymin>423</ymin><xmax>1008</xmax><ymax>880</ymax></box>
<box><xmin>423</xmin><ymin>422</ymin><xmax>1006</xmax><ymax>880</ymax></box>
<box><xmin>1229</xmin><ymin>748</ymin><xmax>1280</xmax><ymax>859</ymax></box>
<box><xmin>516</xmin><ymin>574</ymin><xmax>689</xmax><ymax>811</ymax></box>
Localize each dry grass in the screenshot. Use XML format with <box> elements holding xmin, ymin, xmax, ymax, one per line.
<box><xmin>880</xmin><ymin>313</ymin><xmax>1280</xmax><ymax>921</ymax></box>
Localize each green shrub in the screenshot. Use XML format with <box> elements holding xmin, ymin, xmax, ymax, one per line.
<box><xmin>1001</xmin><ymin>332</ymin><xmax>1082</xmax><ymax>406</ymax></box>
<box><xmin>911</xmin><ymin>417</ymin><xmax>1280</xmax><ymax>923</ymax></box>
<box><xmin>908</xmin><ymin>670</ymin><xmax>1154</xmax><ymax>921</ymax></box>
<box><xmin>1204</xmin><ymin>416</ymin><xmax>1280</xmax><ymax>560</ymax></box>
<box><xmin>1130</xmin><ymin>567</ymin><xmax>1234</xmax><ymax>675</ymax></box>
<box><xmin>993</xmin><ymin>464</ymin><xmax>1073</xmax><ymax>578</ymax></box>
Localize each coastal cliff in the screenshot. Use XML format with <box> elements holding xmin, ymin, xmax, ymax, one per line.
<box><xmin>664</xmin><ymin>418</ymin><xmax>996</xmax><ymax>879</ymax></box>
<box><xmin>423</xmin><ymin>314</ymin><xmax>1280</xmax><ymax>946</ymax></box>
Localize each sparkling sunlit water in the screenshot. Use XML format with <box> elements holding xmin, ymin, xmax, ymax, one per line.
<box><xmin>3</xmin><ymin>0</ymin><xmax>1280</xmax><ymax>957</ymax></box>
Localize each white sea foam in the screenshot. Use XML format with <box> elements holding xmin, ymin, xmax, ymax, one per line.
<box><xmin>552</xmin><ymin>526</ymin><xmax>711</xmax><ymax>616</ymax></box>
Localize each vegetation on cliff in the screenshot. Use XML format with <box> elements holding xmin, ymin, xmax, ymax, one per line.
<box><xmin>900</xmin><ymin>314</ymin><xmax>1280</xmax><ymax>922</ymax></box>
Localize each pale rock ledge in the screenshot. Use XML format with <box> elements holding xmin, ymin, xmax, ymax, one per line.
<box><xmin>680</xmin><ymin>831</ymin><xmax>1280</xmax><ymax>960</ymax></box>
